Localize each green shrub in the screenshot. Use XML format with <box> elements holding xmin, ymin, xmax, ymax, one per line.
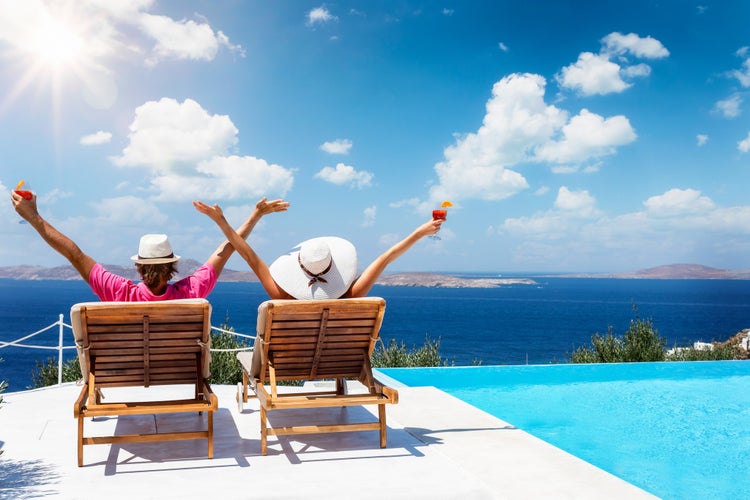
<box><xmin>569</xmin><ymin>305</ymin><xmax>745</xmax><ymax>364</ymax></box>
<box><xmin>371</xmin><ymin>336</ymin><xmax>454</xmax><ymax>368</ymax></box>
<box><xmin>667</xmin><ymin>342</ymin><xmax>742</xmax><ymax>361</ymax></box>
<box><xmin>207</xmin><ymin>324</ymin><xmax>251</xmax><ymax>385</ymax></box>
<box><xmin>30</xmin><ymin>356</ymin><xmax>81</xmax><ymax>389</ymax></box>
<box><xmin>621</xmin><ymin>314</ymin><xmax>666</xmax><ymax>362</ymax></box>
<box><xmin>570</xmin><ymin>307</ymin><xmax>665</xmax><ymax>363</ymax></box>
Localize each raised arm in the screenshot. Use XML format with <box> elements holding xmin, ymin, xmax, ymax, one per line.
<box><xmin>203</xmin><ymin>197</ymin><xmax>289</xmax><ymax>276</ymax></box>
<box><xmin>346</xmin><ymin>218</ymin><xmax>443</xmax><ymax>298</ymax></box>
<box><xmin>193</xmin><ymin>200</ymin><xmax>291</xmax><ymax>299</ymax></box>
<box><xmin>11</xmin><ymin>192</ymin><xmax>96</xmax><ymax>284</ymax></box>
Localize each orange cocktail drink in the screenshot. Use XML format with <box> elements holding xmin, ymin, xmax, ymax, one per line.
<box><xmin>432</xmin><ymin>209</ymin><xmax>447</xmax><ymax>220</ymax></box>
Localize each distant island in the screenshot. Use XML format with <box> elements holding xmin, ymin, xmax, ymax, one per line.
<box><xmin>0</xmin><ymin>262</ymin><xmax>748</xmax><ymax>287</ymax></box>
<box><xmin>375</xmin><ymin>272</ymin><xmax>537</xmax><ymax>288</ymax></box>
<box><xmin>560</xmin><ymin>263</ymin><xmax>750</xmax><ymax>280</ymax></box>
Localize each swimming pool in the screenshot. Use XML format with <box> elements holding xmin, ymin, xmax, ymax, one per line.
<box><xmin>378</xmin><ymin>361</ymin><xmax>750</xmax><ymax>500</ymax></box>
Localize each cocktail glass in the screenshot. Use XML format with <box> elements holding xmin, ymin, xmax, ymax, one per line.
<box><xmin>429</xmin><ymin>209</ymin><xmax>448</xmax><ymax>240</ymax></box>
<box><xmin>14</xmin><ymin>180</ymin><xmax>33</xmax><ymax>200</ymax></box>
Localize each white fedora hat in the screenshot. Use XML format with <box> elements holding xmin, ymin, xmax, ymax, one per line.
<box><xmin>130</xmin><ymin>234</ymin><xmax>180</xmax><ymax>265</ymax></box>
<box><xmin>269</xmin><ymin>236</ymin><xmax>358</xmax><ymax>300</ymax></box>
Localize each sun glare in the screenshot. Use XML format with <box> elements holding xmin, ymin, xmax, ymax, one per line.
<box><xmin>30</xmin><ymin>21</ymin><xmax>83</xmax><ymax>67</ymax></box>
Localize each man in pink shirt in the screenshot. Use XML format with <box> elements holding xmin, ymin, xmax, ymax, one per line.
<box><xmin>10</xmin><ymin>191</ymin><xmax>288</xmax><ymax>301</ymax></box>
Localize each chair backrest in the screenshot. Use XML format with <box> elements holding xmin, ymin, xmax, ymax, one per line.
<box><xmin>70</xmin><ymin>299</ymin><xmax>212</xmax><ymax>387</ymax></box>
<box><xmin>253</xmin><ymin>297</ymin><xmax>386</xmax><ymax>381</ymax></box>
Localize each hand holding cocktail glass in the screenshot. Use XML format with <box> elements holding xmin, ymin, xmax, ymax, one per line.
<box><xmin>11</xmin><ymin>180</ymin><xmax>36</xmax><ymax>224</ymax></box>
<box><xmin>429</xmin><ymin>200</ymin><xmax>452</xmax><ymax>240</ymax></box>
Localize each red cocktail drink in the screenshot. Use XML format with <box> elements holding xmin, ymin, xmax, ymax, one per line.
<box><xmin>14</xmin><ymin>181</ymin><xmax>32</xmax><ymax>200</ymax></box>
<box><xmin>432</xmin><ymin>209</ymin><xmax>447</xmax><ymax>220</ymax></box>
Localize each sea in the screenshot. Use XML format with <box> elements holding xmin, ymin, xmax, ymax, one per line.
<box><xmin>1</xmin><ymin>276</ymin><xmax>749</xmax><ymax>392</ymax></box>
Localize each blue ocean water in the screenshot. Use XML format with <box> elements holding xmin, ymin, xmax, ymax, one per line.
<box><xmin>1</xmin><ymin>277</ymin><xmax>749</xmax><ymax>392</ymax></box>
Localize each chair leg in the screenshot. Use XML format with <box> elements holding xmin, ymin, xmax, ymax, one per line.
<box><xmin>236</xmin><ymin>382</ymin><xmax>244</xmax><ymax>412</ymax></box>
<box><xmin>77</xmin><ymin>416</ymin><xmax>84</xmax><ymax>467</ymax></box>
<box><xmin>260</xmin><ymin>407</ymin><xmax>268</xmax><ymax>456</ymax></box>
<box><xmin>378</xmin><ymin>405</ymin><xmax>387</xmax><ymax>448</ymax></box>
<box><xmin>207</xmin><ymin>410</ymin><xmax>214</xmax><ymax>459</ymax></box>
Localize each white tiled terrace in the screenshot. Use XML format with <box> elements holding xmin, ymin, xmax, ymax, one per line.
<box><xmin>0</xmin><ymin>380</ymin><xmax>657</xmax><ymax>499</ymax></box>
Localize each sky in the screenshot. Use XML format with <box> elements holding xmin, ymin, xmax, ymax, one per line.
<box><xmin>1</xmin><ymin>0</ymin><xmax>749</xmax><ymax>274</ymax></box>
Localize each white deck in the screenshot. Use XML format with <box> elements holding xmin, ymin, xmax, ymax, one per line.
<box><xmin>0</xmin><ymin>381</ymin><xmax>657</xmax><ymax>499</ymax></box>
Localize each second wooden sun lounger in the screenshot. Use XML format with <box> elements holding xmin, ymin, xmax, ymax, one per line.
<box><xmin>236</xmin><ymin>297</ymin><xmax>399</xmax><ymax>455</ymax></box>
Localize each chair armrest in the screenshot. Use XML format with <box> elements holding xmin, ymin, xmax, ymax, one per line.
<box><xmin>73</xmin><ymin>383</ymin><xmax>90</xmax><ymax>418</ymax></box>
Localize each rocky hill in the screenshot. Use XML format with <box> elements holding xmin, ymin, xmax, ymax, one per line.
<box><xmin>569</xmin><ymin>264</ymin><xmax>750</xmax><ymax>280</ymax></box>
<box><xmin>0</xmin><ymin>259</ymin><xmax>259</xmax><ymax>282</ymax></box>
<box><xmin>375</xmin><ymin>272</ymin><xmax>536</xmax><ymax>288</ymax></box>
<box><xmin>0</xmin><ymin>262</ymin><xmax>748</xmax><ymax>285</ymax></box>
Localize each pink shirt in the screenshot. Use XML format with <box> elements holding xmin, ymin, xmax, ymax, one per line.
<box><xmin>88</xmin><ymin>263</ymin><xmax>218</xmax><ymax>302</ymax></box>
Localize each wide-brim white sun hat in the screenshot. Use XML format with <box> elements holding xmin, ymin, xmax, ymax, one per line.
<box><xmin>130</xmin><ymin>234</ymin><xmax>181</xmax><ymax>265</ymax></box>
<box><xmin>269</xmin><ymin>236</ymin><xmax>358</xmax><ymax>300</ymax></box>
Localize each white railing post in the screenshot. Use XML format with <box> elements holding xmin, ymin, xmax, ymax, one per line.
<box><xmin>58</xmin><ymin>314</ymin><xmax>64</xmax><ymax>385</ymax></box>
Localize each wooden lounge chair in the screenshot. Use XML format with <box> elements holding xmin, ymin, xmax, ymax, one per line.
<box><xmin>236</xmin><ymin>297</ymin><xmax>399</xmax><ymax>455</ymax></box>
<box><xmin>70</xmin><ymin>299</ymin><xmax>217</xmax><ymax>467</ymax></box>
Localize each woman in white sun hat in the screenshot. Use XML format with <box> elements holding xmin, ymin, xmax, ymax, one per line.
<box><xmin>11</xmin><ymin>191</ymin><xmax>288</xmax><ymax>301</ymax></box>
<box><xmin>193</xmin><ymin>200</ymin><xmax>444</xmax><ymax>299</ymax></box>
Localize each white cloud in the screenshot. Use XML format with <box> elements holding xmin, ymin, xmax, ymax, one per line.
<box><xmin>152</xmin><ymin>155</ymin><xmax>294</xmax><ymax>202</ymax></box>
<box><xmin>93</xmin><ymin>195</ymin><xmax>169</xmax><ymax>225</ymax></box>
<box><xmin>558</xmin><ymin>32</ymin><xmax>668</xmax><ymax>96</ymax></box>
<box><xmin>714</xmin><ymin>94</ymin><xmax>743</xmax><ymax>118</ymax></box>
<box><xmin>442</xmin><ymin>8</ymin><xmax>454</xmax><ymax>16</ymax></box>
<box><xmin>138</xmin><ymin>14</ymin><xmax>243</xmax><ymax>66</ymax></box>
<box><xmin>534</xmin><ymin>109</ymin><xmax>636</xmax><ymax>164</ymax></box>
<box><xmin>554</xmin><ymin>186</ymin><xmax>599</xmax><ymax>217</ymax></box>
<box><xmin>496</xmin><ymin>188</ymin><xmax>750</xmax><ymax>270</ymax></box>
<box><xmin>0</xmin><ymin>1</ymin><xmax>242</xmax><ymax>68</ymax></box>
<box><xmin>738</xmin><ymin>132</ymin><xmax>750</xmax><ymax>153</ymax></box>
<box><xmin>430</xmin><ymin>73</ymin><xmax>561</xmax><ymax>203</ymax></box>
<box><xmin>80</xmin><ymin>131</ymin><xmax>112</xmax><ymax>145</ymax></box>
<box><xmin>558</xmin><ymin>52</ymin><xmax>630</xmax><ymax>95</ymax></box>
<box><xmin>427</xmin><ymin>73</ymin><xmax>635</xmax><ymax>208</ymax></box>
<box><xmin>111</xmin><ymin>97</ymin><xmax>294</xmax><ymax>202</ymax></box>
<box><xmin>498</xmin><ymin>42</ymin><xmax>509</xmax><ymax>52</ymax></box>
<box><xmin>622</xmin><ymin>63</ymin><xmax>651</xmax><ymax>78</ymax></box>
<box><xmin>315</xmin><ymin>163</ymin><xmax>373</xmax><ymax>188</ymax></box>
<box><xmin>320</xmin><ymin>138</ymin><xmax>352</xmax><ymax>154</ymax></box>
<box><xmin>643</xmin><ymin>188</ymin><xmax>715</xmax><ymax>216</ymax></box>
<box><xmin>389</xmin><ymin>198</ymin><xmax>420</xmax><ymax>209</ymax></box>
<box><xmin>601</xmin><ymin>32</ymin><xmax>669</xmax><ymax>59</ymax></box>
<box><xmin>307</xmin><ymin>6</ymin><xmax>336</xmax><ymax>25</ymax></box>
<box><xmin>697</xmin><ymin>134</ymin><xmax>709</xmax><ymax>146</ymax></box>
<box><xmin>729</xmin><ymin>57</ymin><xmax>750</xmax><ymax>87</ymax></box>
<box><xmin>362</xmin><ymin>205</ymin><xmax>376</xmax><ymax>227</ymax></box>
<box><xmin>112</xmin><ymin>98</ymin><xmax>238</xmax><ymax>171</ymax></box>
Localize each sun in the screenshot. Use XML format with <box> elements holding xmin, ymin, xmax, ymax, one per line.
<box><xmin>30</xmin><ymin>20</ymin><xmax>84</xmax><ymax>68</ymax></box>
<box><xmin>0</xmin><ymin>6</ymin><xmax>114</xmax><ymax>114</ymax></box>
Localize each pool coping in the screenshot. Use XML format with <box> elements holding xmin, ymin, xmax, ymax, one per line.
<box><xmin>0</xmin><ymin>382</ymin><xmax>656</xmax><ymax>499</ymax></box>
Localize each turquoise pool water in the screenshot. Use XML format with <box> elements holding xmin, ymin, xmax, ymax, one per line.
<box><xmin>379</xmin><ymin>361</ymin><xmax>750</xmax><ymax>500</ymax></box>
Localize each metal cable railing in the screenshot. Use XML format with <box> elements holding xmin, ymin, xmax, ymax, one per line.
<box><xmin>0</xmin><ymin>315</ymin><xmax>255</xmax><ymax>385</ymax></box>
